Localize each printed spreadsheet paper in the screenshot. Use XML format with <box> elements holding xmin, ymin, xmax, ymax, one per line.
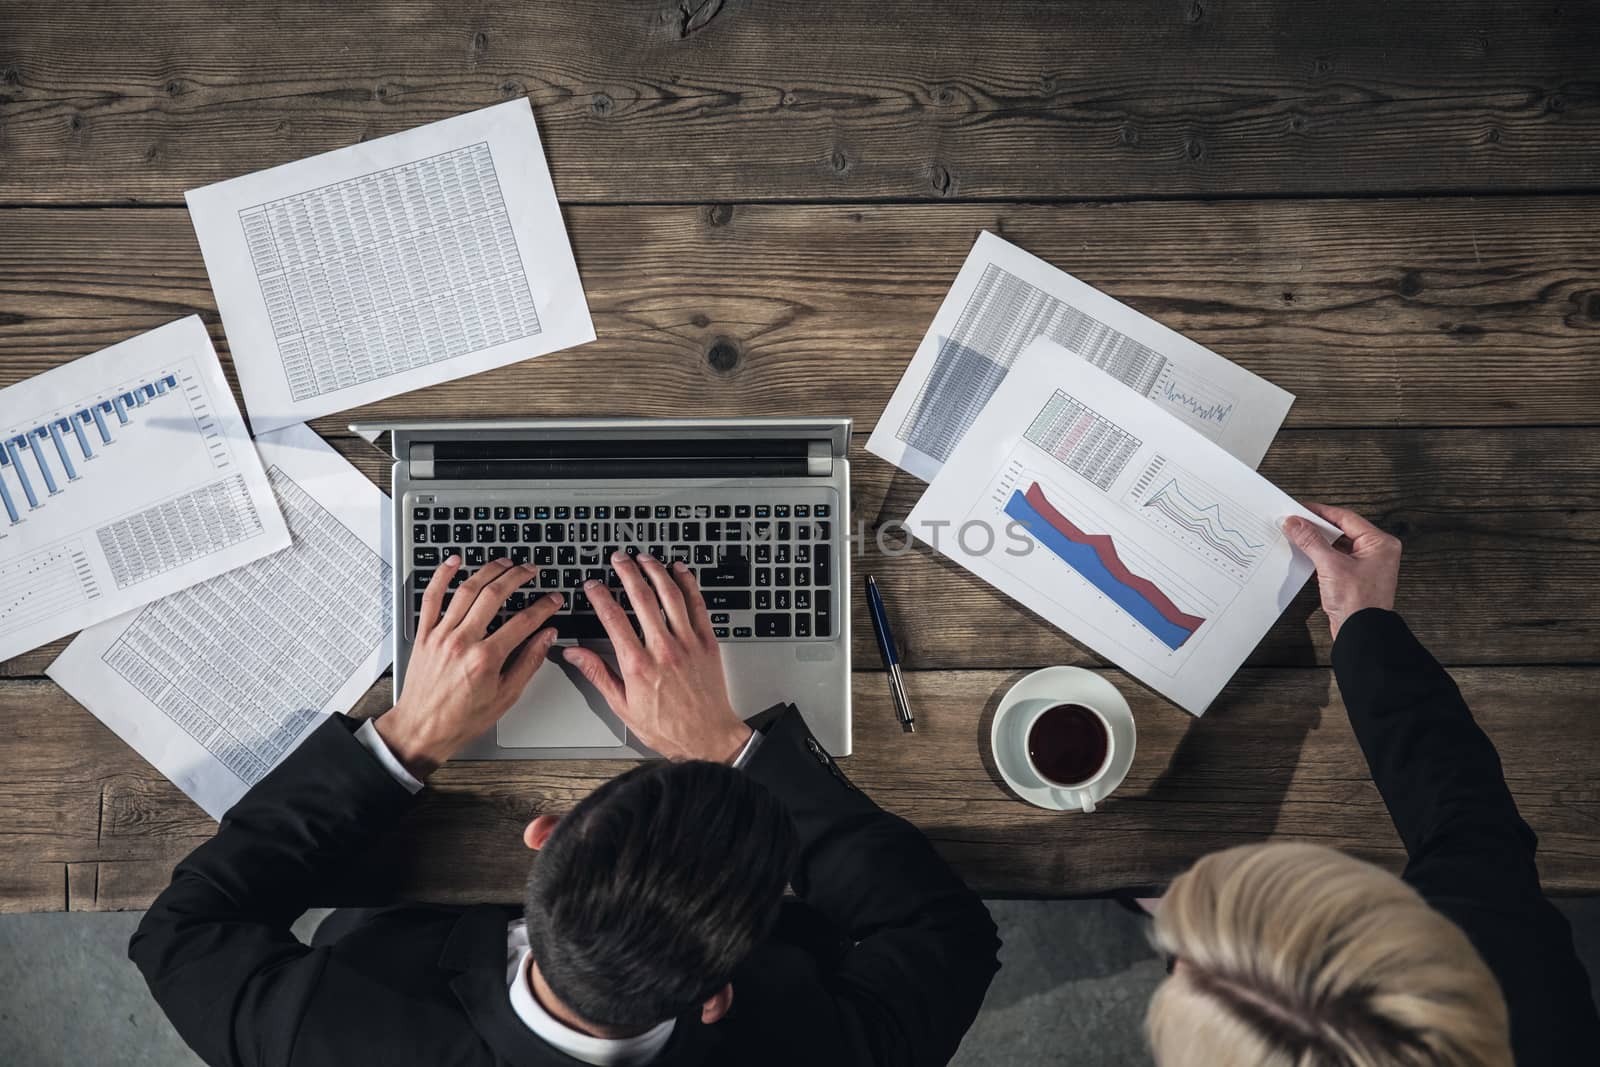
<box><xmin>869</xmin><ymin>231</ymin><xmax>1295</xmax><ymax>481</ymax></box>
<box><xmin>186</xmin><ymin>98</ymin><xmax>595</xmax><ymax>434</ymax></box>
<box><xmin>49</xmin><ymin>423</ymin><xmax>394</xmax><ymax>820</ymax></box>
<box><xmin>0</xmin><ymin>316</ymin><xmax>290</xmax><ymax>662</ymax></box>
<box><xmin>908</xmin><ymin>338</ymin><xmax>1335</xmax><ymax>715</ymax></box>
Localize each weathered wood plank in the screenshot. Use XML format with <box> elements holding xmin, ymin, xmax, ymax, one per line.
<box><xmin>3</xmin><ymin>425</ymin><xmax>1597</xmax><ymax>678</ymax></box>
<box><xmin>2</xmin><ymin>200</ymin><xmax>1599</xmax><ymax>429</ymax></box>
<box><xmin>2</xmin><ymin>1</ymin><xmax>1598</xmax><ymax>205</ymax></box>
<box><xmin>3</xmin><ymin>664</ymin><xmax>1597</xmax><ymax>908</ymax></box>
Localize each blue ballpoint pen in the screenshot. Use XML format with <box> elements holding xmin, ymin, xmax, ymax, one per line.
<box><xmin>865</xmin><ymin>575</ymin><xmax>915</xmax><ymax>733</ymax></box>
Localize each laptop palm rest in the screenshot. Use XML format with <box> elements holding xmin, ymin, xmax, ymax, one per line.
<box><xmin>496</xmin><ymin>653</ymin><xmax>628</xmax><ymax>749</ymax></box>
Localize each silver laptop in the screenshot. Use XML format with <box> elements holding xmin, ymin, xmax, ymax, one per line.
<box><xmin>352</xmin><ymin>418</ymin><xmax>852</xmax><ymax>758</ymax></box>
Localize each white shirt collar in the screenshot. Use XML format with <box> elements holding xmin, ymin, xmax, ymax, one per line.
<box><xmin>506</xmin><ymin>921</ymin><xmax>676</xmax><ymax>1066</ymax></box>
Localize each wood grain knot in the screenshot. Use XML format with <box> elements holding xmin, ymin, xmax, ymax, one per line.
<box><xmin>1186</xmin><ymin>1</ymin><xmax>1204</xmax><ymax>23</ymax></box>
<box><xmin>1184</xmin><ymin>137</ymin><xmax>1205</xmax><ymax>161</ymax></box>
<box><xmin>165</xmin><ymin>79</ymin><xmax>184</xmax><ymax>97</ymax></box>
<box><xmin>0</xmin><ymin>312</ymin><xmax>26</xmax><ymax>327</ymax></box>
<box><xmin>691</xmin><ymin>313</ymin><xmax>710</xmax><ymax>328</ymax></box>
<box><xmin>1397</xmin><ymin>271</ymin><xmax>1423</xmax><ymax>298</ymax></box>
<box><xmin>929</xmin><ymin>164</ymin><xmax>953</xmax><ymax>196</ymax></box>
<box><xmin>500</xmin><ymin>81</ymin><xmax>521</xmax><ymax>98</ymax></box>
<box><xmin>678</xmin><ymin>0</ymin><xmax>725</xmax><ymax>38</ymax></box>
<box><xmin>1545</xmin><ymin>93</ymin><xmax>1567</xmax><ymax>115</ymax></box>
<box><xmin>470</xmin><ymin>30</ymin><xmax>489</xmax><ymax>60</ymax></box>
<box><xmin>591</xmin><ymin>92</ymin><xmax>614</xmax><ymax>116</ymax></box>
<box><xmin>0</xmin><ymin>65</ymin><xmax>19</xmax><ymax>86</ymax></box>
<box><xmin>1440</xmin><ymin>322</ymin><xmax>1485</xmax><ymax>341</ymax></box>
<box><xmin>706</xmin><ymin>340</ymin><xmax>739</xmax><ymax>373</ymax></box>
<box><xmin>933</xmin><ymin>85</ymin><xmax>956</xmax><ymax>106</ymax></box>
<box><xmin>706</xmin><ymin>203</ymin><xmax>733</xmax><ymax>227</ymax></box>
<box><xmin>830</xmin><ymin>149</ymin><xmax>850</xmax><ymax>174</ymax></box>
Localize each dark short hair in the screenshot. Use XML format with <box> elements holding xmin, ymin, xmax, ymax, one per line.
<box><xmin>524</xmin><ymin>759</ymin><xmax>798</xmax><ymax>1031</ymax></box>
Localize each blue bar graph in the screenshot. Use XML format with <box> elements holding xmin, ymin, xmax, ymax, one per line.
<box><xmin>0</xmin><ymin>371</ymin><xmax>180</xmax><ymax>527</ymax></box>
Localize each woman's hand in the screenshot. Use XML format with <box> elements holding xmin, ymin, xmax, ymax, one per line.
<box><xmin>1282</xmin><ymin>503</ymin><xmax>1402</xmax><ymax>641</ymax></box>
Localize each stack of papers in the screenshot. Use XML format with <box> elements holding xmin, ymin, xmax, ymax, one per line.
<box><xmin>873</xmin><ymin>233</ymin><xmax>1335</xmax><ymax>714</ymax></box>
<box><xmin>4</xmin><ymin>98</ymin><xmax>595</xmax><ymax>817</ymax></box>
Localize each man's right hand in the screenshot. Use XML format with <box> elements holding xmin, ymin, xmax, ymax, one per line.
<box><xmin>562</xmin><ymin>552</ymin><xmax>753</xmax><ymax>764</ymax></box>
<box><xmin>1282</xmin><ymin>503</ymin><xmax>1402</xmax><ymax>641</ymax></box>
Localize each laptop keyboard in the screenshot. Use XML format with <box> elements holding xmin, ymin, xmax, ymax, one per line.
<box><xmin>406</xmin><ymin>498</ymin><xmax>835</xmax><ymax>642</ymax></box>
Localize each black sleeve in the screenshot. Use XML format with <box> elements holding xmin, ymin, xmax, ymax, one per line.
<box><xmin>741</xmin><ymin>705</ymin><xmax>1001</xmax><ymax>1067</ymax></box>
<box><xmin>1331</xmin><ymin>609</ymin><xmax>1600</xmax><ymax>1061</ymax></box>
<box><xmin>129</xmin><ymin>715</ymin><xmax>417</xmax><ymax>1067</ymax></box>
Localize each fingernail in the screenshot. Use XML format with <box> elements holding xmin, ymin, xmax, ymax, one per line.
<box><xmin>672</xmin><ymin>560</ymin><xmax>687</xmax><ymax>572</ymax></box>
<box><xmin>584</xmin><ymin>579</ymin><xmax>602</xmax><ymax>590</ymax></box>
<box><xmin>547</xmin><ymin>592</ymin><xmax>564</xmax><ymax>606</ymax></box>
<box><xmin>611</xmin><ymin>550</ymin><xmax>627</xmax><ymax>563</ymax></box>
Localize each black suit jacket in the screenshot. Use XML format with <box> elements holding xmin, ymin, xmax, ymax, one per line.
<box><xmin>1332</xmin><ymin>609</ymin><xmax>1600</xmax><ymax>1064</ymax></box>
<box><xmin>131</xmin><ymin>705</ymin><xmax>1001</xmax><ymax>1067</ymax></box>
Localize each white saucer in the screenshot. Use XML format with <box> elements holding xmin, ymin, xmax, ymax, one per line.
<box><xmin>990</xmin><ymin>666</ymin><xmax>1137</xmax><ymax>812</ymax></box>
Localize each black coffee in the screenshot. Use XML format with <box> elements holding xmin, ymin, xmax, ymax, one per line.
<box><xmin>1027</xmin><ymin>703</ymin><xmax>1110</xmax><ymax>786</ymax></box>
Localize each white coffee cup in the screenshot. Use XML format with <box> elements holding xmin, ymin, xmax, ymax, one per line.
<box><xmin>1018</xmin><ymin>699</ymin><xmax>1117</xmax><ymax>813</ymax></box>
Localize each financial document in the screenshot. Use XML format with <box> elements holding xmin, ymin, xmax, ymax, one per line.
<box><xmin>0</xmin><ymin>317</ymin><xmax>289</xmax><ymax>663</ymax></box>
<box><xmin>187</xmin><ymin>99</ymin><xmax>595</xmax><ymax>433</ymax></box>
<box><xmin>869</xmin><ymin>231</ymin><xmax>1294</xmax><ymax>480</ymax></box>
<box><xmin>49</xmin><ymin>423</ymin><xmax>393</xmax><ymax>819</ymax></box>
<box><xmin>908</xmin><ymin>338</ymin><xmax>1334</xmax><ymax>715</ymax></box>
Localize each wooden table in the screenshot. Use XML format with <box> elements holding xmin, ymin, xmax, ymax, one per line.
<box><xmin>3</xmin><ymin>1</ymin><xmax>1599</xmax><ymax>911</ymax></box>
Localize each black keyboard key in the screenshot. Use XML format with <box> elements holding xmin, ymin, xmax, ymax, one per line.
<box><xmin>474</xmin><ymin>506</ymin><xmax>491</xmax><ymax>520</ymax></box>
<box><xmin>414</xmin><ymin>569</ymin><xmax>434</xmax><ymax>588</ymax></box>
<box><xmin>755</xmin><ymin>568</ymin><xmax>771</xmax><ymax>587</ymax></box>
<box><xmin>454</xmin><ymin>506</ymin><xmax>471</xmax><ymax>520</ymax></box>
<box><xmin>794</xmin><ymin>505</ymin><xmax>810</xmax><ymax>518</ymax></box>
<box><xmin>494</xmin><ymin>506</ymin><xmax>510</xmax><ymax>520</ymax></box>
<box><xmin>466</xmin><ymin>546</ymin><xmax>486</xmax><ymax>566</ymax></box>
<box><xmin>797</xmin><ymin>524</ymin><xmax>811</xmax><ymax>540</ymax></box>
<box><xmin>754</xmin><ymin>522</ymin><xmax>771</xmax><ymax>540</ymax></box>
<box><xmin>534</xmin><ymin>546</ymin><xmax>553</xmax><ymax>566</ymax></box>
<box><xmin>694</xmin><ymin>545</ymin><xmax>714</xmax><ymax>565</ymax></box>
<box><xmin>796</xmin><ymin>589</ymin><xmax>811</xmax><ymax>610</ymax></box>
<box><xmin>735</xmin><ymin>505</ymin><xmax>751</xmax><ymax>518</ymax></box>
<box><xmin>814</xmin><ymin>550</ymin><xmax>831</xmax><ymax>587</ymax></box>
<box><xmin>413</xmin><ymin>591</ymin><xmax>425</xmax><ymax>613</ymax></box>
<box><xmin>477</xmin><ymin>523</ymin><xmax>497</xmax><ymax>542</ymax></box>
<box><xmin>433</xmin><ymin>506</ymin><xmax>451</xmax><ymax>520</ymax></box>
<box><xmin>775</xmin><ymin>544</ymin><xmax>791</xmax><ymax>564</ymax></box>
<box><xmin>431</xmin><ymin>523</ymin><xmax>450</xmax><ymax>542</ymax></box>
<box><xmin>710</xmin><ymin>613</ymin><xmax>730</xmax><ymax>624</ymax></box>
<box><xmin>706</xmin><ymin>522</ymin><xmax>722</xmax><ymax>542</ymax></box>
<box><xmin>539</xmin><ymin>568</ymin><xmax>561</xmax><ymax>589</ymax></box>
<box><xmin>514</xmin><ymin>506</ymin><xmax>531</xmax><ymax>520</ymax></box>
<box><xmin>555</xmin><ymin>506</ymin><xmax>571</xmax><ymax>520</ymax></box>
<box><xmin>507</xmin><ymin>591</ymin><xmax>528</xmax><ymax>612</ymax></box>
<box><xmin>714</xmin><ymin>504</ymin><xmax>731</xmax><ymax>518</ymax></box>
<box><xmin>756</xmin><ymin>590</ymin><xmax>771</xmax><ymax>610</ymax></box>
<box><xmin>585</xmin><ymin>568</ymin><xmax>606</xmax><ymax>583</ymax></box>
<box><xmin>796</xmin><ymin>545</ymin><xmax>811</xmax><ymax>564</ymax></box>
<box><xmin>682</xmin><ymin>522</ymin><xmax>700</xmax><ymax>541</ymax></box>
<box><xmin>499</xmin><ymin>523</ymin><xmax>518</xmax><ymax>542</ymax></box>
<box><xmin>545</xmin><ymin>523</ymin><xmax>564</xmax><ymax>542</ymax></box>
<box><xmin>713</xmin><ymin>626</ymin><xmax>730</xmax><ymax>639</ymax></box>
<box><xmin>815</xmin><ymin>590</ymin><xmax>832</xmax><ymax>636</ymax></box>
<box><xmin>563</xmin><ymin>568</ymin><xmax>583</xmax><ymax>587</ymax></box>
<box><xmin>492</xmin><ymin>545</ymin><xmax>513</xmax><ymax>562</ymax></box>
<box><xmin>595</xmin><ymin>506</ymin><xmax>611</xmax><ymax>519</ymax></box>
<box><xmin>558</xmin><ymin>546</ymin><xmax>577</xmax><ymax>566</ymax></box>
<box><xmin>775</xmin><ymin>505</ymin><xmax>790</xmax><ymax>518</ymax></box>
<box><xmin>816</xmin><ymin>521</ymin><xmax>832</xmax><ymax>540</ymax></box>
<box><xmin>718</xmin><ymin>546</ymin><xmax>747</xmax><ymax>565</ymax></box>
<box><xmin>575</xmin><ymin>506</ymin><xmax>591</xmax><ymax>519</ymax></box>
<box><xmin>795</xmin><ymin>614</ymin><xmax>811</xmax><ymax>637</ymax></box>
<box><xmin>733</xmin><ymin>626</ymin><xmax>753</xmax><ymax>638</ymax></box>
<box><xmin>699</xmin><ymin>566</ymin><xmax>750</xmax><ymax>588</ymax></box>
<box><xmin>777</xmin><ymin>521</ymin><xmax>791</xmax><ymax>539</ymax></box>
<box><xmin>414</xmin><ymin>546</ymin><xmax>440</xmax><ymax>566</ymax></box>
<box><xmin>413</xmin><ymin>506</ymin><xmax>430</xmax><ymax>520</ymax></box>
<box><xmin>413</xmin><ymin>524</ymin><xmax>428</xmax><ymax>543</ymax></box>
<box><xmin>755</xmin><ymin>613</ymin><xmax>791</xmax><ymax>638</ymax></box>
<box><xmin>814</xmin><ymin>504</ymin><xmax>831</xmax><ymax>517</ymax></box>
<box><xmin>535</xmin><ymin>506</ymin><xmax>551</xmax><ymax>520</ymax></box>
<box><xmin>705</xmin><ymin>591</ymin><xmax>752</xmax><ymax>611</ymax></box>
<box><xmin>520</xmin><ymin>523</ymin><xmax>539</xmax><ymax>542</ymax></box>
<box><xmin>454</xmin><ymin>523</ymin><xmax>473</xmax><ymax>543</ymax></box>
<box><xmin>450</xmin><ymin>570</ymin><xmax>468</xmax><ymax>588</ymax></box>
<box><xmin>674</xmin><ymin>505</ymin><xmax>691</xmax><ymax>519</ymax></box>
<box><xmin>755</xmin><ymin>544</ymin><xmax>772</xmax><ymax>564</ymax></box>
<box><xmin>795</xmin><ymin>566</ymin><xmax>811</xmax><ymax>586</ymax></box>
<box><xmin>511</xmin><ymin>546</ymin><xmax>531</xmax><ymax>565</ymax></box>
<box><xmin>755</xmin><ymin>505</ymin><xmax>771</xmax><ymax>518</ymax></box>
<box><xmin>550</xmin><ymin>613</ymin><xmax>609</xmax><ymax>640</ymax></box>
<box><xmin>693</xmin><ymin>504</ymin><xmax>710</xmax><ymax>518</ymax></box>
<box><xmin>776</xmin><ymin>589</ymin><xmax>791</xmax><ymax>610</ymax></box>
<box><xmin>671</xmin><ymin>545</ymin><xmax>692</xmax><ymax>564</ymax></box>
<box><xmin>654</xmin><ymin>506</ymin><xmax>670</xmax><ymax>519</ymax></box>
<box><xmin>775</xmin><ymin>567</ymin><xmax>791</xmax><ymax>586</ymax></box>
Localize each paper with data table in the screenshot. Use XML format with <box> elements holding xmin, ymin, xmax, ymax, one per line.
<box><xmin>0</xmin><ymin>317</ymin><xmax>289</xmax><ymax>663</ymax></box>
<box><xmin>187</xmin><ymin>98</ymin><xmax>595</xmax><ymax>434</ymax></box>
<box><xmin>49</xmin><ymin>423</ymin><xmax>394</xmax><ymax>819</ymax></box>
<box><xmin>869</xmin><ymin>231</ymin><xmax>1294</xmax><ymax>481</ymax></box>
<box><xmin>908</xmin><ymin>339</ymin><xmax>1335</xmax><ymax>715</ymax></box>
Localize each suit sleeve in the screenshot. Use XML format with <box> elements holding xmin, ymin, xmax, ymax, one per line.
<box><xmin>742</xmin><ymin>706</ymin><xmax>1001</xmax><ymax>1067</ymax></box>
<box><xmin>1331</xmin><ymin>608</ymin><xmax>1599</xmax><ymax>1057</ymax></box>
<box><xmin>129</xmin><ymin>715</ymin><xmax>417</xmax><ymax>1067</ymax></box>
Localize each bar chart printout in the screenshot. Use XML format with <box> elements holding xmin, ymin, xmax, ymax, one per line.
<box><xmin>868</xmin><ymin>230</ymin><xmax>1295</xmax><ymax>481</ymax></box>
<box><xmin>49</xmin><ymin>424</ymin><xmax>393</xmax><ymax>820</ymax></box>
<box><xmin>0</xmin><ymin>317</ymin><xmax>289</xmax><ymax>662</ymax></box>
<box><xmin>909</xmin><ymin>338</ymin><xmax>1335</xmax><ymax>714</ymax></box>
<box><xmin>187</xmin><ymin>98</ymin><xmax>595</xmax><ymax>434</ymax></box>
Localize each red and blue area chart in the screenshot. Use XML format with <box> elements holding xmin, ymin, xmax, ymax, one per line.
<box><xmin>1006</xmin><ymin>481</ymin><xmax>1206</xmax><ymax>650</ymax></box>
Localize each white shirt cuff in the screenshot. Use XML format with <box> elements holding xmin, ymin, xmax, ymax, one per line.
<box><xmin>731</xmin><ymin>727</ymin><xmax>764</xmax><ymax>769</ymax></box>
<box><xmin>354</xmin><ymin>718</ymin><xmax>425</xmax><ymax>794</ymax></box>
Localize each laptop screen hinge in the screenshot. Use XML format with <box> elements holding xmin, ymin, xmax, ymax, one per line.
<box><xmin>411</xmin><ymin>443</ymin><xmax>435</xmax><ymax>479</ymax></box>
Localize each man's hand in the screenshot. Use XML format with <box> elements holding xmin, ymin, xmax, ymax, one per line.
<box><xmin>562</xmin><ymin>552</ymin><xmax>752</xmax><ymax>763</ymax></box>
<box><xmin>1282</xmin><ymin>503</ymin><xmax>1402</xmax><ymax>641</ymax></box>
<box><xmin>377</xmin><ymin>556</ymin><xmax>564</xmax><ymax>778</ymax></box>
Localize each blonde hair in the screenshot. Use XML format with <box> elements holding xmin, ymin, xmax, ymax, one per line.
<box><xmin>1146</xmin><ymin>842</ymin><xmax>1511</xmax><ymax>1067</ymax></box>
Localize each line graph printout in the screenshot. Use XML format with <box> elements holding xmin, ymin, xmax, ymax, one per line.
<box><xmin>187</xmin><ymin>98</ymin><xmax>595</xmax><ymax>434</ymax></box>
<box><xmin>0</xmin><ymin>317</ymin><xmax>289</xmax><ymax>663</ymax></box>
<box><xmin>869</xmin><ymin>230</ymin><xmax>1294</xmax><ymax>481</ymax></box>
<box><xmin>50</xmin><ymin>424</ymin><xmax>393</xmax><ymax>819</ymax></box>
<box><xmin>908</xmin><ymin>338</ymin><xmax>1334</xmax><ymax>714</ymax></box>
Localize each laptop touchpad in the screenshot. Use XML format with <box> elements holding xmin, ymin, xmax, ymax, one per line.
<box><xmin>497</xmin><ymin>654</ymin><xmax>628</xmax><ymax>749</ymax></box>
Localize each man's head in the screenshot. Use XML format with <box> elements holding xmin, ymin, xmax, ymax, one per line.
<box><xmin>1146</xmin><ymin>842</ymin><xmax>1511</xmax><ymax>1067</ymax></box>
<box><xmin>522</xmin><ymin>759</ymin><xmax>798</xmax><ymax>1034</ymax></box>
